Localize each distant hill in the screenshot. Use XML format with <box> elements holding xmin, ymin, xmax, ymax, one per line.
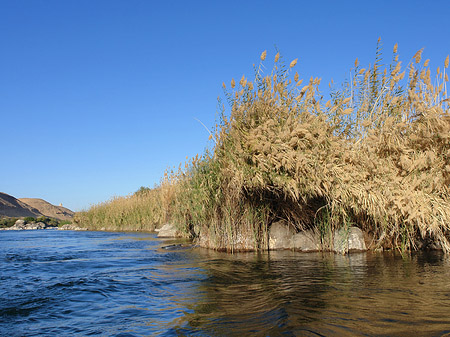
<box><xmin>0</xmin><ymin>192</ymin><xmax>42</xmax><ymax>218</ymax></box>
<box><xmin>19</xmin><ymin>198</ymin><xmax>74</xmax><ymax>221</ymax></box>
<box><xmin>0</xmin><ymin>192</ymin><xmax>74</xmax><ymax>220</ymax></box>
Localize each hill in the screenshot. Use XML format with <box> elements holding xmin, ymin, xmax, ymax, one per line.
<box><xmin>0</xmin><ymin>192</ymin><xmax>74</xmax><ymax>221</ymax></box>
<box><xmin>19</xmin><ymin>198</ymin><xmax>74</xmax><ymax>221</ymax></box>
<box><xmin>0</xmin><ymin>192</ymin><xmax>42</xmax><ymax>218</ymax></box>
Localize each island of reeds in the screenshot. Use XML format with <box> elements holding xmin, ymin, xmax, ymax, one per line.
<box><xmin>75</xmin><ymin>41</ymin><xmax>450</xmax><ymax>253</ymax></box>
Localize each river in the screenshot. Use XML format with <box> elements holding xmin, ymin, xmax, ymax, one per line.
<box><xmin>1</xmin><ymin>230</ymin><xmax>450</xmax><ymax>336</ymax></box>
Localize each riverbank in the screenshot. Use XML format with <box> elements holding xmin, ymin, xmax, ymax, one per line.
<box><xmin>75</xmin><ymin>44</ymin><xmax>450</xmax><ymax>254</ymax></box>
<box><xmin>0</xmin><ymin>219</ymin><xmax>86</xmax><ymax>231</ymax></box>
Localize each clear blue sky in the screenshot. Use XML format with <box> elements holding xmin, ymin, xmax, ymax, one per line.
<box><xmin>1</xmin><ymin>0</ymin><xmax>449</xmax><ymax>211</ymax></box>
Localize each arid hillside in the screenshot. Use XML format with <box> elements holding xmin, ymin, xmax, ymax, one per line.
<box><xmin>19</xmin><ymin>198</ymin><xmax>74</xmax><ymax>221</ymax></box>
<box><xmin>0</xmin><ymin>192</ymin><xmax>42</xmax><ymax>218</ymax></box>
<box><xmin>0</xmin><ymin>192</ymin><xmax>74</xmax><ymax>220</ymax></box>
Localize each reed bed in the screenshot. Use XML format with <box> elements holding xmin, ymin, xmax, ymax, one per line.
<box><xmin>74</xmin><ymin>179</ymin><xmax>174</xmax><ymax>232</ymax></box>
<box><xmin>77</xmin><ymin>41</ymin><xmax>450</xmax><ymax>252</ymax></box>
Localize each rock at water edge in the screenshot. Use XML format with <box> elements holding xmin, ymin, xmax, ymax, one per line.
<box><xmin>333</xmin><ymin>226</ymin><xmax>366</xmax><ymax>254</ymax></box>
<box><xmin>157</xmin><ymin>223</ymin><xmax>179</xmax><ymax>238</ymax></box>
<box><xmin>59</xmin><ymin>224</ymin><xmax>87</xmax><ymax>231</ymax></box>
<box><xmin>15</xmin><ymin>219</ymin><xmax>26</xmax><ymax>228</ymax></box>
<box><xmin>268</xmin><ymin>221</ymin><xmax>295</xmax><ymax>250</ymax></box>
<box><xmin>292</xmin><ymin>231</ymin><xmax>320</xmax><ymax>252</ymax></box>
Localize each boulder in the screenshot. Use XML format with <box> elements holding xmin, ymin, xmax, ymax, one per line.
<box><xmin>36</xmin><ymin>222</ymin><xmax>46</xmax><ymax>229</ymax></box>
<box><xmin>268</xmin><ymin>221</ymin><xmax>295</xmax><ymax>249</ymax></box>
<box><xmin>15</xmin><ymin>219</ymin><xmax>26</xmax><ymax>228</ymax></box>
<box><xmin>269</xmin><ymin>222</ymin><xmax>365</xmax><ymax>253</ymax></box>
<box><xmin>292</xmin><ymin>230</ymin><xmax>320</xmax><ymax>252</ymax></box>
<box><xmin>27</xmin><ymin>223</ymin><xmax>38</xmax><ymax>230</ymax></box>
<box><xmin>3</xmin><ymin>219</ymin><xmax>58</xmax><ymax>230</ymax></box>
<box><xmin>157</xmin><ymin>223</ymin><xmax>179</xmax><ymax>238</ymax></box>
<box><xmin>333</xmin><ymin>226</ymin><xmax>366</xmax><ymax>254</ymax></box>
<box><xmin>6</xmin><ymin>219</ymin><xmax>27</xmax><ymax>230</ymax></box>
<box><xmin>269</xmin><ymin>221</ymin><xmax>321</xmax><ymax>251</ymax></box>
<box><xmin>58</xmin><ymin>224</ymin><xmax>87</xmax><ymax>231</ymax></box>
<box><xmin>348</xmin><ymin>227</ymin><xmax>367</xmax><ymax>251</ymax></box>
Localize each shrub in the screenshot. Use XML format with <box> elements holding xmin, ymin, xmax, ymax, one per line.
<box><xmin>36</xmin><ymin>216</ymin><xmax>49</xmax><ymax>223</ymax></box>
<box><xmin>0</xmin><ymin>218</ymin><xmax>18</xmax><ymax>228</ymax></box>
<box><xmin>134</xmin><ymin>186</ymin><xmax>151</xmax><ymax>196</ymax></box>
<box><xmin>23</xmin><ymin>217</ymin><xmax>36</xmax><ymax>224</ymax></box>
<box><xmin>35</xmin><ymin>216</ymin><xmax>59</xmax><ymax>226</ymax></box>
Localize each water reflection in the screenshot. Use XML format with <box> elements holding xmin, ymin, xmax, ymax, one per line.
<box><xmin>169</xmin><ymin>250</ymin><xmax>450</xmax><ymax>336</ymax></box>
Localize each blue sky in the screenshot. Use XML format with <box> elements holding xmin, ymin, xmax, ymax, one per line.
<box><xmin>1</xmin><ymin>0</ymin><xmax>449</xmax><ymax>211</ymax></box>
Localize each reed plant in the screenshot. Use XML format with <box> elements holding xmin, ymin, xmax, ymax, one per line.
<box><xmin>75</xmin><ymin>185</ymin><xmax>167</xmax><ymax>231</ymax></box>
<box><xmin>77</xmin><ymin>41</ymin><xmax>450</xmax><ymax>252</ymax></box>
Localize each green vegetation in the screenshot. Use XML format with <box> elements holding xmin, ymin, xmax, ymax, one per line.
<box><xmin>29</xmin><ymin>216</ymin><xmax>59</xmax><ymax>226</ymax></box>
<box><xmin>23</xmin><ymin>216</ymin><xmax>36</xmax><ymax>223</ymax></box>
<box><xmin>76</xmin><ymin>42</ymin><xmax>450</xmax><ymax>252</ymax></box>
<box><xmin>0</xmin><ymin>216</ymin><xmax>64</xmax><ymax>228</ymax></box>
<box><xmin>0</xmin><ymin>218</ymin><xmax>19</xmax><ymax>228</ymax></box>
<box><xmin>134</xmin><ymin>186</ymin><xmax>151</xmax><ymax>196</ymax></box>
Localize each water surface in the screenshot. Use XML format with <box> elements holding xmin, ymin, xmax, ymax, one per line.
<box><xmin>1</xmin><ymin>230</ymin><xmax>450</xmax><ymax>336</ymax></box>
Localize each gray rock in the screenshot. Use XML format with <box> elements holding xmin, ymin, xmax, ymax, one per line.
<box><xmin>15</xmin><ymin>219</ymin><xmax>26</xmax><ymax>228</ymax></box>
<box><xmin>157</xmin><ymin>223</ymin><xmax>179</xmax><ymax>238</ymax></box>
<box><xmin>27</xmin><ymin>223</ymin><xmax>38</xmax><ymax>230</ymax></box>
<box><xmin>36</xmin><ymin>222</ymin><xmax>46</xmax><ymax>229</ymax></box>
<box><xmin>268</xmin><ymin>221</ymin><xmax>295</xmax><ymax>249</ymax></box>
<box><xmin>269</xmin><ymin>221</ymin><xmax>321</xmax><ymax>251</ymax></box>
<box><xmin>161</xmin><ymin>244</ymin><xmax>184</xmax><ymax>250</ymax></box>
<box><xmin>58</xmin><ymin>224</ymin><xmax>87</xmax><ymax>231</ymax></box>
<box><xmin>3</xmin><ymin>220</ymin><xmax>59</xmax><ymax>230</ymax></box>
<box><xmin>333</xmin><ymin>226</ymin><xmax>366</xmax><ymax>254</ymax></box>
<box><xmin>348</xmin><ymin>227</ymin><xmax>366</xmax><ymax>251</ymax></box>
<box><xmin>229</xmin><ymin>231</ymin><xmax>256</xmax><ymax>251</ymax></box>
<box><xmin>6</xmin><ymin>219</ymin><xmax>27</xmax><ymax>230</ymax></box>
<box><xmin>292</xmin><ymin>230</ymin><xmax>320</xmax><ymax>251</ymax></box>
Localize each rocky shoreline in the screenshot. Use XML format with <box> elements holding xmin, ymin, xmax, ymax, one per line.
<box><xmin>58</xmin><ymin>224</ymin><xmax>88</xmax><ymax>231</ymax></box>
<box><xmin>156</xmin><ymin>222</ymin><xmax>369</xmax><ymax>255</ymax></box>
<box><xmin>0</xmin><ymin>219</ymin><xmax>87</xmax><ymax>231</ymax></box>
<box><xmin>4</xmin><ymin>219</ymin><xmax>440</xmax><ymax>254</ymax></box>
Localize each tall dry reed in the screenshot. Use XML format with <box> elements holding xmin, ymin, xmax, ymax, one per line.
<box><xmin>78</xmin><ymin>41</ymin><xmax>450</xmax><ymax>252</ymax></box>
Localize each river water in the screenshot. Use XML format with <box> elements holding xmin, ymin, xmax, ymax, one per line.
<box><xmin>1</xmin><ymin>230</ymin><xmax>450</xmax><ymax>336</ymax></box>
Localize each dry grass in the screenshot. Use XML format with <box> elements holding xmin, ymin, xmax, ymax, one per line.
<box><xmin>77</xmin><ymin>41</ymin><xmax>450</xmax><ymax>252</ymax></box>
<box><xmin>74</xmin><ymin>177</ymin><xmax>176</xmax><ymax>232</ymax></box>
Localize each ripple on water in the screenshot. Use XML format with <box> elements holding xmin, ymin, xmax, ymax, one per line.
<box><xmin>2</xmin><ymin>231</ymin><xmax>450</xmax><ymax>336</ymax></box>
